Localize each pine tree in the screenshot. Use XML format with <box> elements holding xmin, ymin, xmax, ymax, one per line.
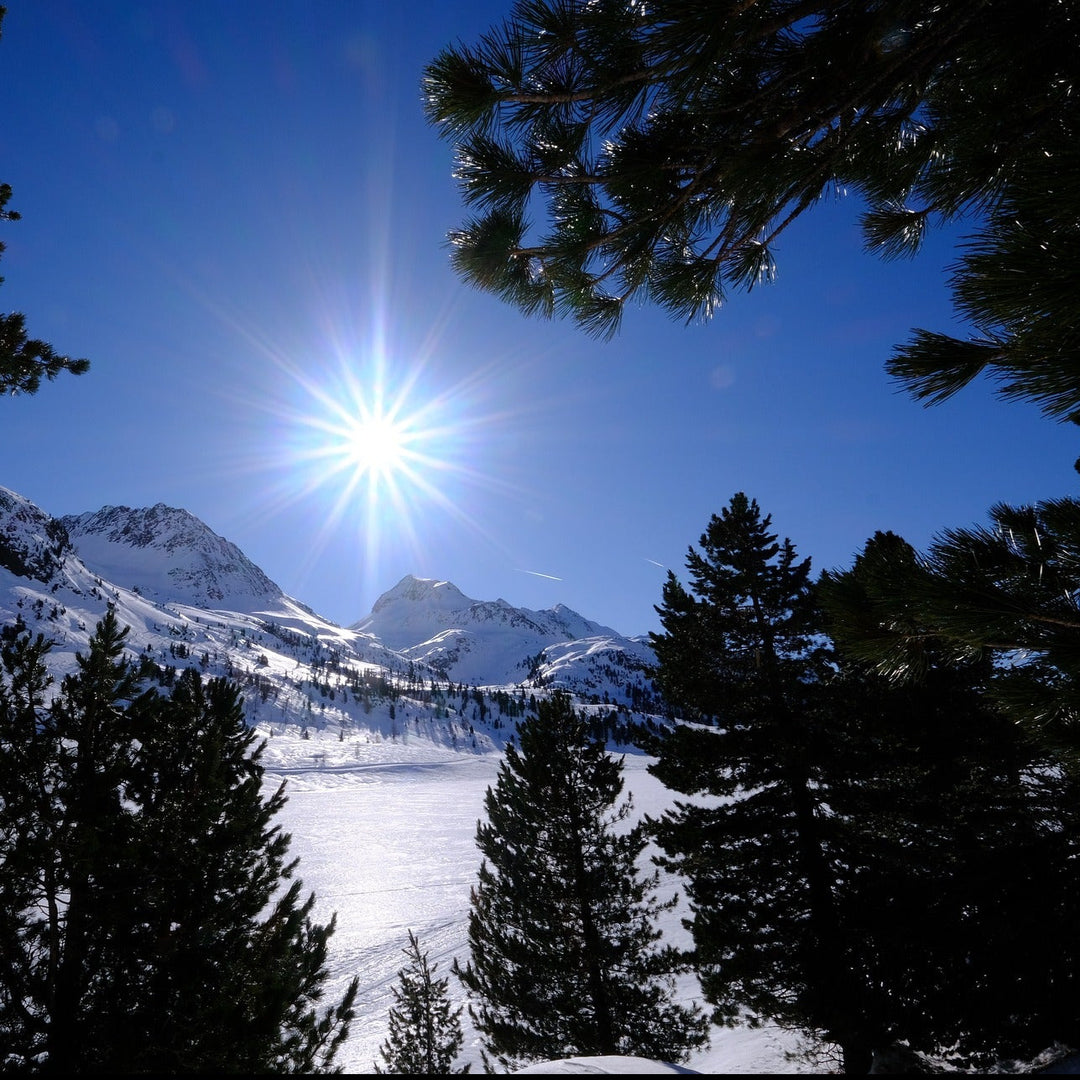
<box><xmin>423</xmin><ymin>0</ymin><xmax>1080</xmax><ymax>421</ymax></box>
<box><xmin>820</xmin><ymin>500</ymin><xmax>1080</xmax><ymax>745</ymax></box>
<box><xmin>455</xmin><ymin>690</ymin><xmax>707</xmax><ymax>1071</ymax></box>
<box><xmin>649</xmin><ymin>501</ymin><xmax>1080</xmax><ymax>1069</ymax></box>
<box><xmin>820</xmin><ymin>530</ymin><xmax>1080</xmax><ymax>1066</ymax></box>
<box><xmin>0</xmin><ymin>6</ymin><xmax>90</xmax><ymax>397</ymax></box>
<box><xmin>643</xmin><ymin>496</ymin><xmax>881</xmax><ymax>1071</ymax></box>
<box><xmin>376</xmin><ymin>929</ymin><xmax>468</xmax><ymax>1074</ymax></box>
<box><xmin>646</xmin><ymin>493</ymin><xmax>875</xmax><ymax>1070</ymax></box>
<box><xmin>0</xmin><ymin>627</ymin><xmax>59</xmax><ymax>1067</ymax></box>
<box><xmin>0</xmin><ymin>609</ymin><xmax>358</xmax><ymax>1072</ymax></box>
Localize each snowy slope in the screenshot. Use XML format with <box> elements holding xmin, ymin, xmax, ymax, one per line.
<box><xmin>1</xmin><ymin>487</ymin><xmax>665</xmax><ymax>746</ymax></box>
<box><xmin>60</xmin><ymin>502</ymin><xmax>291</xmax><ymax>613</ymax></box>
<box><xmin>352</xmin><ymin>573</ymin><xmax>661</xmax><ymax>708</ymax></box>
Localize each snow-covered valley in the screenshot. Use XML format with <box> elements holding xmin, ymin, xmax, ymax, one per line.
<box><xmin>265</xmin><ymin>731</ymin><xmax>803</xmax><ymax>1074</ymax></box>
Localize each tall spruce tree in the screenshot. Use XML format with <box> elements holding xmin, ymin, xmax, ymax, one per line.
<box><xmin>375</xmin><ymin>929</ymin><xmax>468</xmax><ymax>1075</ymax></box>
<box><xmin>649</xmin><ymin>500</ymin><xmax>1080</xmax><ymax>1069</ymax></box>
<box><xmin>0</xmin><ymin>609</ymin><xmax>357</xmax><ymax>1073</ymax></box>
<box><xmin>454</xmin><ymin>690</ymin><xmax>707</xmax><ymax>1071</ymax></box>
<box><xmin>423</xmin><ymin>0</ymin><xmax>1080</xmax><ymax>422</ymax></box>
<box><xmin>645</xmin><ymin>493</ymin><xmax>875</xmax><ymax>1071</ymax></box>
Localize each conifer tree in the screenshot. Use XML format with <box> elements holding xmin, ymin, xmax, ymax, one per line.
<box><xmin>646</xmin><ymin>493</ymin><xmax>874</xmax><ymax>1070</ymax></box>
<box><xmin>0</xmin><ymin>7</ymin><xmax>90</xmax><ymax>398</ymax></box>
<box><xmin>423</xmin><ymin>0</ymin><xmax>1080</xmax><ymax>421</ymax></box>
<box><xmin>455</xmin><ymin>690</ymin><xmax>707</xmax><ymax>1071</ymax></box>
<box><xmin>0</xmin><ymin>627</ymin><xmax>59</xmax><ymax>1068</ymax></box>
<box><xmin>820</xmin><ymin>531</ymin><xmax>1080</xmax><ymax>1067</ymax></box>
<box><xmin>649</xmin><ymin>500</ymin><xmax>1080</xmax><ymax>1070</ymax></box>
<box><xmin>0</xmin><ymin>609</ymin><xmax>357</xmax><ymax>1073</ymax></box>
<box><xmin>821</xmin><ymin>499</ymin><xmax>1080</xmax><ymax>745</ymax></box>
<box><xmin>376</xmin><ymin>929</ymin><xmax>468</xmax><ymax>1075</ymax></box>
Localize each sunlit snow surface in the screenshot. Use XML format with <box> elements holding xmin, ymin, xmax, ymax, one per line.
<box><xmin>266</xmin><ymin>733</ymin><xmax>803</xmax><ymax>1074</ymax></box>
<box><xmin>514</xmin><ymin>1056</ymin><xmax>699</xmax><ymax>1074</ymax></box>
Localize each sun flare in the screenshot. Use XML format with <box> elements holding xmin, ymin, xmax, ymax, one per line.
<box><xmin>294</xmin><ymin>362</ymin><xmax>443</xmax><ymax>509</ymax></box>
<box><xmin>230</xmin><ymin>314</ymin><xmax>533</xmax><ymax>611</ymax></box>
<box><xmin>255</xmin><ymin>342</ymin><xmax>511</xmax><ymax>584</ymax></box>
<box><xmin>342</xmin><ymin>411</ymin><xmax>408</xmax><ymax>478</ymax></box>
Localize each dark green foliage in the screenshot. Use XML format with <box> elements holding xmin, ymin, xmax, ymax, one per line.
<box><xmin>819</xmin><ymin>503</ymin><xmax>1080</xmax><ymax>745</ymax></box>
<box><xmin>822</xmin><ymin>534</ymin><xmax>1080</xmax><ymax>1066</ymax></box>
<box><xmin>649</xmin><ymin>499</ymin><xmax>1080</xmax><ymax>1069</ymax></box>
<box><xmin>0</xmin><ymin>307</ymin><xmax>90</xmax><ymax>398</ymax></box>
<box><xmin>0</xmin><ymin>10</ymin><xmax>91</xmax><ymax>398</ymax></box>
<box><xmin>455</xmin><ymin>691</ymin><xmax>708</xmax><ymax>1071</ymax></box>
<box><xmin>0</xmin><ymin>609</ymin><xmax>357</xmax><ymax>1073</ymax></box>
<box><xmin>376</xmin><ymin>930</ymin><xmax>468</xmax><ymax>1075</ymax></box>
<box><xmin>646</xmin><ymin>494</ymin><xmax>872</xmax><ymax>1069</ymax></box>
<box><xmin>424</xmin><ymin>0</ymin><xmax>1080</xmax><ymax>420</ymax></box>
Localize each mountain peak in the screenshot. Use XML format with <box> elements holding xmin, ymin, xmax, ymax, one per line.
<box><xmin>60</xmin><ymin>503</ymin><xmax>286</xmax><ymax>611</ymax></box>
<box><xmin>352</xmin><ymin>573</ymin><xmax>636</xmax><ymax>686</ymax></box>
<box><xmin>371</xmin><ymin>575</ymin><xmax>470</xmax><ymax>613</ymax></box>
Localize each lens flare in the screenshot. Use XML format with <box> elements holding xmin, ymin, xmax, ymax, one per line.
<box><xmin>294</xmin><ymin>359</ymin><xmax>441</xmax><ymax>505</ymax></box>
<box><xmin>226</xmin><ymin>322</ymin><xmax>531</xmax><ymax>612</ymax></box>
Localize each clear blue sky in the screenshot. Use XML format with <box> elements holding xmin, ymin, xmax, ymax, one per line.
<box><xmin>2</xmin><ymin>1</ymin><xmax>1076</xmax><ymax>637</ymax></box>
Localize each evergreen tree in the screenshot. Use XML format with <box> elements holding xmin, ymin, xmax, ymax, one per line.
<box><xmin>649</xmin><ymin>500</ymin><xmax>1080</xmax><ymax>1069</ymax></box>
<box><xmin>455</xmin><ymin>690</ymin><xmax>707</xmax><ymax>1071</ymax></box>
<box><xmin>819</xmin><ymin>500</ymin><xmax>1080</xmax><ymax>746</ymax></box>
<box><xmin>0</xmin><ymin>7</ymin><xmax>90</xmax><ymax>397</ymax></box>
<box><xmin>820</xmin><ymin>531</ymin><xmax>1080</xmax><ymax>1067</ymax></box>
<box><xmin>0</xmin><ymin>609</ymin><xmax>357</xmax><ymax>1073</ymax></box>
<box><xmin>423</xmin><ymin>0</ymin><xmax>1080</xmax><ymax>421</ymax></box>
<box><xmin>375</xmin><ymin>929</ymin><xmax>468</xmax><ymax>1075</ymax></box>
<box><xmin>0</xmin><ymin>628</ymin><xmax>59</xmax><ymax>1068</ymax></box>
<box><xmin>646</xmin><ymin>494</ymin><xmax>876</xmax><ymax>1070</ymax></box>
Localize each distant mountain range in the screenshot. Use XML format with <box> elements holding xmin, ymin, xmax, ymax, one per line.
<box><xmin>0</xmin><ymin>486</ymin><xmax>664</xmax><ymax>747</ymax></box>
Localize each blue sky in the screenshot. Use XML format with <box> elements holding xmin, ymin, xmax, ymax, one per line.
<box><xmin>2</xmin><ymin>0</ymin><xmax>1076</xmax><ymax>637</ymax></box>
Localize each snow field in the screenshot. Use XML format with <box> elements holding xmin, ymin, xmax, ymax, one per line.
<box><xmin>269</xmin><ymin>743</ymin><xmax>802</xmax><ymax>1074</ymax></box>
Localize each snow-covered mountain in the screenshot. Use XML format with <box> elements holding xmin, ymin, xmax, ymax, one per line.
<box><xmin>352</xmin><ymin>573</ymin><xmax>658</xmax><ymax>701</ymax></box>
<box><xmin>59</xmin><ymin>502</ymin><xmax>288</xmax><ymax>612</ymax></box>
<box><xmin>0</xmin><ymin>487</ymin><xmax>665</xmax><ymax>747</ymax></box>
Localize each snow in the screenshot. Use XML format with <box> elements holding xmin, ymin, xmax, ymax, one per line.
<box><xmin>266</xmin><ymin>730</ymin><xmax>805</xmax><ymax>1075</ymax></box>
<box><xmin>514</xmin><ymin>1055</ymin><xmax>700</xmax><ymax>1074</ymax></box>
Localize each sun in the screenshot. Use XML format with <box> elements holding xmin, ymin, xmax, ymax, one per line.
<box><xmin>255</xmin><ymin>342</ymin><xmax>506</xmax><ymax>578</ymax></box>
<box><xmin>342</xmin><ymin>410</ymin><xmax>408</xmax><ymax>478</ymax></box>
<box><xmin>291</xmin><ymin>359</ymin><xmax>442</xmax><ymax>509</ymax></box>
<box><xmin>231</xmin><ymin>320</ymin><xmax>528</xmax><ymax>607</ymax></box>
<box><xmin>323</xmin><ymin>388</ymin><xmax>418</xmax><ymax>489</ymax></box>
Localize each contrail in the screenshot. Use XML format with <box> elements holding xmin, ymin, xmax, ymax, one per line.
<box><xmin>516</xmin><ymin>568</ymin><xmax>563</xmax><ymax>581</ymax></box>
<box><xmin>644</xmin><ymin>558</ymin><xmax>665</xmax><ymax>568</ymax></box>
